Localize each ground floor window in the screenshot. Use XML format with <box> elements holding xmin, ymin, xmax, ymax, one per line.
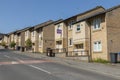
<box><xmin>56</xmin><ymin>41</ymin><xmax>62</xmax><ymax>45</ymax></box>
<box><xmin>93</xmin><ymin>41</ymin><xmax>102</xmax><ymax>52</ymax></box>
<box><xmin>75</xmin><ymin>44</ymin><xmax>84</xmax><ymax>49</ymax></box>
<box><xmin>39</xmin><ymin>39</ymin><xmax>42</xmax><ymax>47</ymax></box>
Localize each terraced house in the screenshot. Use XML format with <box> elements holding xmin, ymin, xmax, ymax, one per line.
<box><xmin>2</xmin><ymin>34</ymin><xmax>8</xmax><ymax>46</ymax></box>
<box><xmin>54</xmin><ymin>6</ymin><xmax>105</xmax><ymax>57</ymax></box>
<box><xmin>54</xmin><ymin>5</ymin><xmax>120</xmax><ymax>61</ymax></box>
<box><xmin>70</xmin><ymin>5</ymin><xmax>120</xmax><ymax>61</ymax></box>
<box><xmin>2</xmin><ymin>5</ymin><xmax>120</xmax><ymax>61</ymax></box>
<box><xmin>0</xmin><ymin>33</ymin><xmax>4</xmax><ymax>44</ymax></box>
<box><xmin>34</xmin><ymin>20</ymin><xmax>56</xmax><ymax>53</ymax></box>
<box><xmin>54</xmin><ymin>19</ymin><xmax>67</xmax><ymax>53</ymax></box>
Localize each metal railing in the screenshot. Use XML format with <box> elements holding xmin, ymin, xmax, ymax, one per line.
<box><xmin>52</xmin><ymin>48</ymin><xmax>66</xmax><ymax>54</ymax></box>
<box><xmin>67</xmin><ymin>50</ymin><xmax>89</xmax><ymax>57</ymax></box>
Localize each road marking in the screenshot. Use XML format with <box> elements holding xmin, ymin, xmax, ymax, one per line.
<box><xmin>29</xmin><ymin>65</ymin><xmax>51</xmax><ymax>74</ymax></box>
<box><xmin>11</xmin><ymin>61</ymin><xmax>18</xmax><ymax>64</ymax></box>
<box><xmin>4</xmin><ymin>55</ymin><xmax>11</xmax><ymax>58</ymax></box>
<box><xmin>14</xmin><ymin>57</ymin><xmax>24</xmax><ymax>63</ymax></box>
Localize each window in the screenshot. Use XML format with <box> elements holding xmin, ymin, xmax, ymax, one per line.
<box><xmin>39</xmin><ymin>34</ymin><xmax>42</xmax><ymax>40</ymax></box>
<box><xmin>39</xmin><ymin>40</ymin><xmax>42</xmax><ymax>47</ymax></box>
<box><xmin>32</xmin><ymin>31</ymin><xmax>35</xmax><ymax>36</ymax></box>
<box><xmin>75</xmin><ymin>44</ymin><xmax>84</xmax><ymax>49</ymax></box>
<box><xmin>56</xmin><ymin>41</ymin><xmax>62</xmax><ymax>45</ymax></box>
<box><xmin>68</xmin><ymin>20</ymin><xmax>75</xmax><ymax>30</ymax></box>
<box><xmin>57</xmin><ymin>24</ymin><xmax>60</xmax><ymax>29</ymax></box>
<box><xmin>69</xmin><ymin>38</ymin><xmax>73</xmax><ymax>46</ymax></box>
<box><xmin>93</xmin><ymin>18</ymin><xmax>101</xmax><ymax>30</ymax></box>
<box><xmin>76</xmin><ymin>25</ymin><xmax>80</xmax><ymax>32</ymax></box>
<box><xmin>94</xmin><ymin>41</ymin><xmax>102</xmax><ymax>52</ymax></box>
<box><xmin>25</xmin><ymin>31</ymin><xmax>29</xmax><ymax>36</ymax></box>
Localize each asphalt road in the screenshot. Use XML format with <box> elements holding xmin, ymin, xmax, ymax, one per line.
<box><xmin>0</xmin><ymin>49</ymin><xmax>119</xmax><ymax>80</ymax></box>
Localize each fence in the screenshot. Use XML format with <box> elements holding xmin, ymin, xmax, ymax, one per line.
<box><xmin>67</xmin><ymin>50</ymin><xmax>89</xmax><ymax>57</ymax></box>
<box><xmin>52</xmin><ymin>48</ymin><xmax>66</xmax><ymax>54</ymax></box>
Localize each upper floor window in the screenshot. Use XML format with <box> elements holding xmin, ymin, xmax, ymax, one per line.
<box><xmin>57</xmin><ymin>24</ymin><xmax>61</xmax><ymax>29</ymax></box>
<box><xmin>32</xmin><ymin>31</ymin><xmax>35</xmax><ymax>36</ymax></box>
<box><xmin>69</xmin><ymin>38</ymin><xmax>73</xmax><ymax>46</ymax></box>
<box><xmin>39</xmin><ymin>33</ymin><xmax>42</xmax><ymax>40</ymax></box>
<box><xmin>39</xmin><ymin>41</ymin><xmax>42</xmax><ymax>47</ymax></box>
<box><xmin>93</xmin><ymin>18</ymin><xmax>101</xmax><ymax>30</ymax></box>
<box><xmin>76</xmin><ymin>25</ymin><xmax>80</xmax><ymax>32</ymax></box>
<box><xmin>68</xmin><ymin>20</ymin><xmax>75</xmax><ymax>30</ymax></box>
<box><xmin>25</xmin><ymin>31</ymin><xmax>29</xmax><ymax>36</ymax></box>
<box><xmin>93</xmin><ymin>41</ymin><xmax>102</xmax><ymax>52</ymax></box>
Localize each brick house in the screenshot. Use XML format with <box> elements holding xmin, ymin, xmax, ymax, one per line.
<box><xmin>2</xmin><ymin>5</ymin><xmax>120</xmax><ymax>61</ymax></box>
<box><xmin>73</xmin><ymin>5</ymin><xmax>120</xmax><ymax>61</ymax></box>
<box><xmin>54</xmin><ymin>19</ymin><xmax>68</xmax><ymax>53</ymax></box>
<box><xmin>34</xmin><ymin>20</ymin><xmax>55</xmax><ymax>53</ymax></box>
<box><xmin>66</xmin><ymin>6</ymin><xmax>105</xmax><ymax>54</ymax></box>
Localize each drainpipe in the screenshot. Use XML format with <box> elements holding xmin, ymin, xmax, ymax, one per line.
<box><xmin>89</xmin><ymin>22</ymin><xmax>92</xmax><ymax>62</ymax></box>
<box><xmin>66</xmin><ymin>23</ymin><xmax>68</xmax><ymax>57</ymax></box>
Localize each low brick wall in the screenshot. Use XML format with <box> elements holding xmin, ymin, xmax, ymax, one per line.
<box><xmin>55</xmin><ymin>53</ymin><xmax>89</xmax><ymax>61</ymax></box>
<box><xmin>66</xmin><ymin>56</ymin><xmax>89</xmax><ymax>62</ymax></box>
<box><xmin>55</xmin><ymin>53</ymin><xmax>66</xmax><ymax>58</ymax></box>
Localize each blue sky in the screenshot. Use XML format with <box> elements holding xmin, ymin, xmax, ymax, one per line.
<box><xmin>0</xmin><ymin>0</ymin><xmax>120</xmax><ymax>33</ymax></box>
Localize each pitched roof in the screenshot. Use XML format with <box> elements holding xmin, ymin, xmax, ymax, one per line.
<box><xmin>54</xmin><ymin>19</ymin><xmax>63</xmax><ymax>25</ymax></box>
<box><xmin>74</xmin><ymin>4</ymin><xmax>120</xmax><ymax>24</ymax></box>
<box><xmin>106</xmin><ymin>4</ymin><xmax>120</xmax><ymax>12</ymax></box>
<box><xmin>16</xmin><ymin>27</ymin><xmax>33</xmax><ymax>33</ymax></box>
<box><xmin>8</xmin><ymin>30</ymin><xmax>18</xmax><ymax>35</ymax></box>
<box><xmin>34</xmin><ymin>20</ymin><xmax>53</xmax><ymax>29</ymax></box>
<box><xmin>64</xmin><ymin>6</ymin><xmax>105</xmax><ymax>21</ymax></box>
<box><xmin>74</xmin><ymin>11</ymin><xmax>105</xmax><ymax>24</ymax></box>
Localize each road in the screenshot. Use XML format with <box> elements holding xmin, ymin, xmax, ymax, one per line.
<box><xmin>0</xmin><ymin>49</ymin><xmax>119</xmax><ymax>80</ymax></box>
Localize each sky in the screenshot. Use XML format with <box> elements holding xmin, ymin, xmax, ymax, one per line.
<box><xmin>0</xmin><ymin>0</ymin><xmax>120</xmax><ymax>33</ymax></box>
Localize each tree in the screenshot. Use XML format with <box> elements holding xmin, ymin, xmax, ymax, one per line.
<box><xmin>25</xmin><ymin>39</ymin><xmax>32</xmax><ymax>50</ymax></box>
<box><xmin>10</xmin><ymin>41</ymin><xmax>16</xmax><ymax>48</ymax></box>
<box><xmin>1</xmin><ymin>41</ymin><xmax>6</xmax><ymax>47</ymax></box>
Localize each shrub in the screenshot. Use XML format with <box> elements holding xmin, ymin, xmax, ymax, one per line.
<box><xmin>25</xmin><ymin>39</ymin><xmax>32</xmax><ymax>49</ymax></box>
<box><xmin>10</xmin><ymin>41</ymin><xmax>16</xmax><ymax>48</ymax></box>
<box><xmin>1</xmin><ymin>41</ymin><xmax>6</xmax><ymax>47</ymax></box>
<box><xmin>93</xmin><ymin>58</ymin><xmax>109</xmax><ymax>64</ymax></box>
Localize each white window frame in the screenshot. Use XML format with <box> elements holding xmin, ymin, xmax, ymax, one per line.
<box><xmin>39</xmin><ymin>40</ymin><xmax>42</xmax><ymax>47</ymax></box>
<box><xmin>75</xmin><ymin>44</ymin><xmax>84</xmax><ymax>49</ymax></box>
<box><xmin>76</xmin><ymin>25</ymin><xmax>81</xmax><ymax>32</ymax></box>
<box><xmin>93</xmin><ymin>18</ymin><xmax>101</xmax><ymax>30</ymax></box>
<box><xmin>32</xmin><ymin>31</ymin><xmax>35</xmax><ymax>37</ymax></box>
<box><xmin>68</xmin><ymin>20</ymin><xmax>75</xmax><ymax>30</ymax></box>
<box><xmin>93</xmin><ymin>41</ymin><xmax>102</xmax><ymax>52</ymax></box>
<box><xmin>57</xmin><ymin>24</ymin><xmax>61</xmax><ymax>29</ymax></box>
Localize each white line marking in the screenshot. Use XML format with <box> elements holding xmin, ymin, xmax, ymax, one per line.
<box><xmin>4</xmin><ymin>55</ymin><xmax>11</xmax><ymax>58</ymax></box>
<box><xmin>29</xmin><ymin>65</ymin><xmax>51</xmax><ymax>74</ymax></box>
<box><xmin>14</xmin><ymin>58</ymin><xmax>24</xmax><ymax>63</ymax></box>
<box><xmin>11</xmin><ymin>61</ymin><xmax>18</xmax><ymax>64</ymax></box>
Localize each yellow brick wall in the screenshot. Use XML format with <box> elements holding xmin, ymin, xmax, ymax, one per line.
<box><xmin>90</xmin><ymin>14</ymin><xmax>108</xmax><ymax>60</ymax></box>
<box><xmin>106</xmin><ymin>7</ymin><xmax>120</xmax><ymax>60</ymax></box>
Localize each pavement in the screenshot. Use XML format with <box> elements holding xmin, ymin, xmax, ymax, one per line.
<box><xmin>0</xmin><ymin>49</ymin><xmax>120</xmax><ymax>80</ymax></box>
<box><xmin>13</xmin><ymin>50</ymin><xmax>120</xmax><ymax>79</ymax></box>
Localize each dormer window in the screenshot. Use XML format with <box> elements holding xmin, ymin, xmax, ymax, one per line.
<box><xmin>93</xmin><ymin>18</ymin><xmax>101</xmax><ymax>30</ymax></box>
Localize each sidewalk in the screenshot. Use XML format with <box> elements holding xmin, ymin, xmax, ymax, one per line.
<box><xmin>13</xmin><ymin>50</ymin><xmax>120</xmax><ymax>79</ymax></box>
